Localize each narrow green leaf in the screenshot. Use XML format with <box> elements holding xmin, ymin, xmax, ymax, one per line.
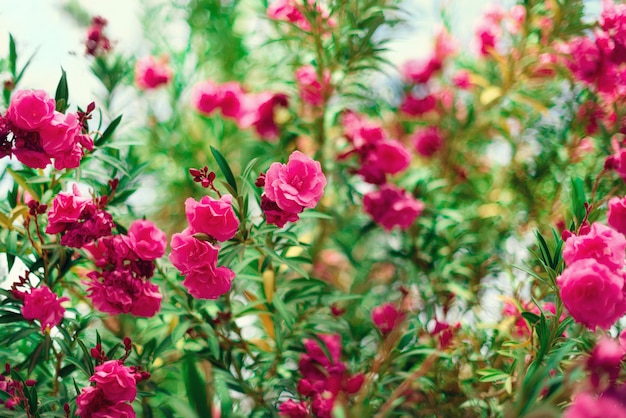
<box><xmin>183</xmin><ymin>357</ymin><xmax>211</xmax><ymax>418</ymax></box>
<box><xmin>54</xmin><ymin>68</ymin><xmax>69</xmax><ymax>113</ymax></box>
<box><xmin>95</xmin><ymin>115</ymin><xmax>123</xmax><ymax>147</ymax></box>
<box><xmin>210</xmin><ymin>146</ymin><xmax>238</xmax><ymax>195</ymax></box>
<box><xmin>9</xmin><ymin>35</ymin><xmax>17</xmax><ymax>77</ymax></box>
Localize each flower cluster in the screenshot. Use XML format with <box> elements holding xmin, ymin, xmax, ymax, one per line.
<box><xmin>564</xmin><ymin>336</ymin><xmax>626</xmax><ymax>417</ymax></box>
<box><xmin>267</xmin><ymin>0</ymin><xmax>336</xmax><ymax>32</ymax></box>
<box><xmin>294</xmin><ymin>64</ymin><xmax>331</xmax><ymax>107</ymax></box>
<box><xmin>46</xmin><ymin>185</ymin><xmax>114</xmax><ymax>248</ymax></box>
<box><xmin>191</xmin><ymin>80</ymin><xmax>288</xmax><ymax>140</ymax></box>
<box><xmin>411</xmin><ymin>126</ymin><xmax>444</xmax><ymax>158</ymax></box>
<box><xmin>76</xmin><ymin>359</ymin><xmax>148</xmax><ymax>417</ymax></box>
<box><xmin>401</xmin><ymin>27</ymin><xmax>457</xmax><ymax>85</ymax></box>
<box><xmin>85</xmin><ymin>16</ymin><xmax>112</xmax><ymax>57</ymax></box>
<box><xmin>557</xmin><ymin>222</ymin><xmax>626</xmax><ymax>329</ymax></box>
<box><xmin>279</xmin><ymin>334</ymin><xmax>364</xmax><ymax>418</ymax></box>
<box><xmin>371</xmin><ymin>303</ymin><xmax>405</xmax><ymax>335</ymax></box>
<box><xmin>0</xmin><ymin>368</ymin><xmax>32</xmax><ymax>411</ymax></box>
<box><xmin>134</xmin><ymin>56</ymin><xmax>172</xmax><ymax>90</ymax></box>
<box><xmin>258</xmin><ymin>150</ymin><xmax>326</xmax><ymax>228</ymax></box>
<box><xmin>363</xmin><ymin>184</ymin><xmax>424</xmax><ymax>231</ymax></box>
<box><xmin>84</xmin><ymin>220</ymin><xmax>165</xmax><ymax>317</ymax></box>
<box><xmin>340</xmin><ymin>111</ymin><xmax>411</xmax><ymax>185</ymax></box>
<box><xmin>169</xmin><ymin>195</ymin><xmax>239</xmax><ymax>299</ymax></box>
<box><xmin>0</xmin><ymin>90</ymin><xmax>94</xmax><ymax>170</ymax></box>
<box><xmin>21</xmin><ymin>285</ymin><xmax>68</xmax><ymax>332</ymax></box>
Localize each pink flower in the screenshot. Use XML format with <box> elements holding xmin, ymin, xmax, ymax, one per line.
<box><xmin>357</xmin><ymin>140</ymin><xmax>411</xmax><ymax>184</ymax></box>
<box><xmin>218</xmin><ymin>82</ymin><xmax>246</xmax><ymax>119</ymax></box>
<box><xmin>402</xmin><ymin>57</ymin><xmax>442</xmax><ymax>84</ymax></box>
<box><xmin>295</xmin><ymin>64</ymin><xmax>330</xmax><ymax>106</ymax></box>
<box><xmin>557</xmin><ymin>258</ymin><xmax>626</xmax><ymax>330</ymax></box>
<box><xmin>565</xmin><ymin>37</ymin><xmax>605</xmax><ymax>84</ymax></box>
<box><xmin>39</xmin><ymin>111</ymin><xmax>81</xmax><ymax>156</ymax></box>
<box><xmin>135</xmin><ymin>56</ymin><xmax>172</xmax><ymax>90</ymax></box>
<box><xmin>185</xmin><ymin>194</ymin><xmax>239</xmax><ymax>242</ymax></box>
<box><xmin>399</xmin><ymin>93</ymin><xmax>437</xmax><ymax>117</ymax></box>
<box><xmin>192</xmin><ymin>81</ymin><xmax>221</xmax><ymax>115</ymax></box>
<box><xmin>412</xmin><ymin>126</ymin><xmax>444</xmax><ymax>157</ymax></box>
<box><xmin>183</xmin><ymin>265</ymin><xmax>235</xmax><ymax>299</ymax></box>
<box><xmin>264</xmin><ymin>151</ymin><xmax>326</xmax><ymax>213</ymax></box>
<box><xmin>452</xmin><ymin>70</ymin><xmax>472</xmax><ymax>89</ymax></box>
<box><xmin>21</xmin><ymin>286</ymin><xmax>68</xmax><ymax>331</ymax></box>
<box><xmin>474</xmin><ymin>23</ymin><xmax>499</xmax><ymax>57</ymax></box>
<box><xmin>169</xmin><ymin>228</ymin><xmax>220</xmax><ymax>274</ymax></box>
<box><xmin>563</xmin><ymin>222</ymin><xmax>626</xmax><ymax>270</ymax></box>
<box><xmin>261</xmin><ymin>195</ymin><xmax>301</xmax><ymax>227</ymax></box>
<box><xmin>238</xmin><ymin>92</ymin><xmax>289</xmax><ymax>140</ymax></box>
<box><xmin>46</xmin><ymin>186</ymin><xmax>91</xmax><ymax>234</ymax></box>
<box><xmin>130</xmin><ymin>282</ymin><xmax>162</xmax><ymax>317</ymax></box>
<box><xmin>267</xmin><ymin>0</ymin><xmax>309</xmax><ymax>31</ymax></box>
<box><xmin>7</xmin><ymin>90</ymin><xmax>56</xmax><ymax>131</ymax></box>
<box><xmin>587</xmin><ymin>337</ymin><xmax>625</xmax><ymax>389</ymax></box>
<box><xmin>90</xmin><ymin>360</ymin><xmax>137</xmax><ymax>403</ymax></box>
<box><xmin>363</xmin><ymin>184</ymin><xmax>425</xmax><ymax>231</ymax></box>
<box><xmin>127</xmin><ymin>220</ymin><xmax>167</xmax><ymax>261</ymax></box>
<box><xmin>342</xmin><ymin>111</ymin><xmax>387</xmax><ymax>149</ymax></box>
<box><xmin>85</xmin><ymin>16</ymin><xmax>112</xmax><ymax>57</ymax></box>
<box><xmin>564</xmin><ymin>392</ymin><xmax>626</xmax><ymax>418</ymax></box>
<box><xmin>608</xmin><ymin>196</ymin><xmax>626</xmax><ymax>235</ymax></box>
<box><xmin>278</xmin><ymin>399</ymin><xmax>309</xmax><ymax>418</ymax></box>
<box><xmin>371</xmin><ymin>303</ymin><xmax>404</xmax><ymax>335</ymax></box>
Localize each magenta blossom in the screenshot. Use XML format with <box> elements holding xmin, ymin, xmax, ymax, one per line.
<box><xmin>371</xmin><ymin>303</ymin><xmax>405</xmax><ymax>335</ymax></box>
<box><xmin>363</xmin><ymin>184</ymin><xmax>425</xmax><ymax>231</ymax></box>
<box><xmin>557</xmin><ymin>258</ymin><xmax>626</xmax><ymax>330</ymax></box>
<box><xmin>135</xmin><ymin>56</ymin><xmax>172</xmax><ymax>90</ymax></box>
<box><xmin>127</xmin><ymin>220</ymin><xmax>167</xmax><ymax>261</ymax></box>
<box><xmin>21</xmin><ymin>286</ymin><xmax>68</xmax><ymax>331</ymax></box>
<box><xmin>562</xmin><ymin>222</ymin><xmax>626</xmax><ymax>270</ymax></box>
<box><xmin>264</xmin><ymin>151</ymin><xmax>326</xmax><ymax>214</ymax></box>
<box><xmin>7</xmin><ymin>89</ymin><xmax>55</xmax><ymax>131</ymax></box>
<box><xmin>90</xmin><ymin>360</ymin><xmax>137</xmax><ymax>403</ymax></box>
<box><xmin>185</xmin><ymin>194</ymin><xmax>239</xmax><ymax>242</ymax></box>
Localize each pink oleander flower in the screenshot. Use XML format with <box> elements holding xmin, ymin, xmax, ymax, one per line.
<box><xmin>474</xmin><ymin>23</ymin><xmax>499</xmax><ymax>57</ymax></box>
<box><xmin>218</xmin><ymin>82</ymin><xmax>246</xmax><ymax>119</ymax></box>
<box><xmin>261</xmin><ymin>195</ymin><xmax>301</xmax><ymax>227</ymax></box>
<box><xmin>565</xmin><ymin>36</ymin><xmax>605</xmax><ymax>84</ymax></box>
<box><xmin>169</xmin><ymin>228</ymin><xmax>220</xmax><ymax>274</ymax></box>
<box><xmin>90</xmin><ymin>360</ymin><xmax>137</xmax><ymax>403</ymax></box>
<box><xmin>238</xmin><ymin>92</ymin><xmax>289</xmax><ymax>140</ymax></box>
<box><xmin>39</xmin><ymin>111</ymin><xmax>81</xmax><ymax>157</ymax></box>
<box><xmin>11</xmin><ymin>132</ymin><xmax>51</xmax><ymax>169</ymax></box>
<box><xmin>85</xmin><ymin>16</ymin><xmax>112</xmax><ymax>57</ymax></box>
<box><xmin>191</xmin><ymin>80</ymin><xmax>221</xmax><ymax>115</ymax></box>
<box><xmin>412</xmin><ymin>126</ymin><xmax>444</xmax><ymax>157</ymax></box>
<box><xmin>357</xmin><ymin>140</ymin><xmax>411</xmax><ymax>185</ymax></box>
<box><xmin>278</xmin><ymin>399</ymin><xmax>309</xmax><ymax>418</ymax></box>
<box><xmin>564</xmin><ymin>392</ymin><xmax>626</xmax><ymax>418</ymax></box>
<box><xmin>399</xmin><ymin>93</ymin><xmax>437</xmax><ymax>117</ymax></box>
<box><xmin>507</xmin><ymin>5</ymin><xmax>527</xmax><ymax>34</ymax></box>
<box><xmin>127</xmin><ymin>220</ymin><xmax>167</xmax><ymax>261</ymax></box>
<box><xmin>264</xmin><ymin>151</ymin><xmax>326</xmax><ymax>213</ymax></box>
<box><xmin>557</xmin><ymin>258</ymin><xmax>626</xmax><ymax>330</ymax></box>
<box><xmin>46</xmin><ymin>185</ymin><xmax>92</xmax><ymax>234</ymax></box>
<box><xmin>21</xmin><ymin>286</ymin><xmax>68</xmax><ymax>331</ymax></box>
<box><xmin>295</xmin><ymin>64</ymin><xmax>330</xmax><ymax>106</ymax></box>
<box><xmin>7</xmin><ymin>89</ymin><xmax>56</xmax><ymax>131</ymax></box>
<box><xmin>342</xmin><ymin>111</ymin><xmax>387</xmax><ymax>149</ymax></box>
<box><xmin>608</xmin><ymin>196</ymin><xmax>626</xmax><ymax>235</ymax></box>
<box><xmin>183</xmin><ymin>265</ymin><xmax>235</xmax><ymax>299</ymax></box>
<box><xmin>588</xmin><ymin>337</ymin><xmax>625</xmax><ymax>389</ymax></box>
<box><xmin>267</xmin><ymin>0</ymin><xmax>309</xmax><ymax>31</ymax></box>
<box><xmin>401</xmin><ymin>57</ymin><xmax>442</xmax><ymax>84</ymax></box>
<box><xmin>371</xmin><ymin>303</ymin><xmax>405</xmax><ymax>335</ymax></box>
<box><xmin>130</xmin><ymin>282</ymin><xmax>163</xmax><ymax>317</ymax></box>
<box><xmin>562</xmin><ymin>222</ymin><xmax>626</xmax><ymax>270</ymax></box>
<box><xmin>363</xmin><ymin>184</ymin><xmax>425</xmax><ymax>231</ymax></box>
<box><xmin>135</xmin><ymin>55</ymin><xmax>172</xmax><ymax>90</ymax></box>
<box><xmin>185</xmin><ymin>194</ymin><xmax>239</xmax><ymax>242</ymax></box>
<box><xmin>601</xmin><ymin>0</ymin><xmax>626</xmax><ymax>63</ymax></box>
<box><xmin>453</xmin><ymin>70</ymin><xmax>472</xmax><ymax>89</ymax></box>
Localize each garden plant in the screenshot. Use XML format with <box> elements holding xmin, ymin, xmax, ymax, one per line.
<box><xmin>2</xmin><ymin>0</ymin><xmax>626</xmax><ymax>416</ymax></box>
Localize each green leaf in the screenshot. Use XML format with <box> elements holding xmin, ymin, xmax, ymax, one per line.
<box><xmin>95</xmin><ymin>115</ymin><xmax>123</xmax><ymax>147</ymax></box>
<box><xmin>183</xmin><ymin>357</ymin><xmax>211</xmax><ymax>418</ymax></box>
<box><xmin>6</xmin><ymin>168</ymin><xmax>39</xmax><ymax>201</ymax></box>
<box><xmin>54</xmin><ymin>68</ymin><xmax>69</xmax><ymax>113</ymax></box>
<box><xmin>9</xmin><ymin>35</ymin><xmax>17</xmax><ymax>77</ymax></box>
<box><xmin>210</xmin><ymin>146</ymin><xmax>238</xmax><ymax>195</ymax></box>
